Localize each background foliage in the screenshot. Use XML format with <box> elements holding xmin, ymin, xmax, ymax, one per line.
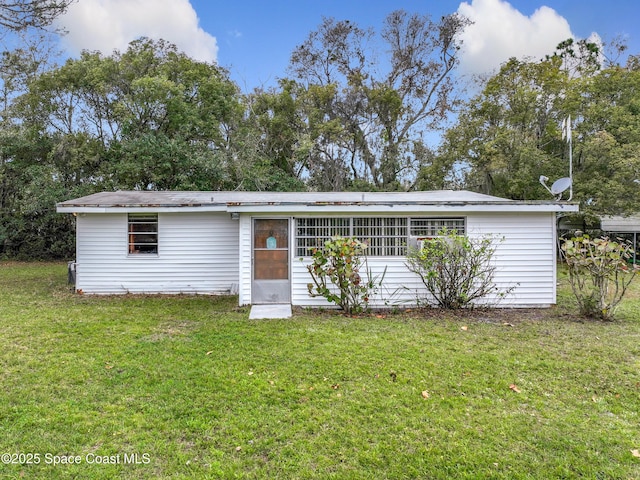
<box><xmin>0</xmin><ymin>4</ymin><xmax>639</xmax><ymax>259</ymax></box>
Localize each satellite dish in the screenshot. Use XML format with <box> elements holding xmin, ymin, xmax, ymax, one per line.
<box><xmin>550</xmin><ymin>177</ymin><xmax>572</xmax><ymax>195</ymax></box>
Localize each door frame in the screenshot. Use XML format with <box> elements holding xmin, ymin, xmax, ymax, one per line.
<box><xmin>251</xmin><ymin>217</ymin><xmax>292</xmax><ymax>304</ymax></box>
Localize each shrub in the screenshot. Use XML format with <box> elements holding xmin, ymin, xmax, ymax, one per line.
<box><xmin>405</xmin><ymin>229</ymin><xmax>511</xmax><ymax>309</ymax></box>
<box><xmin>306</xmin><ymin>236</ymin><xmax>385</xmax><ymax>314</ymax></box>
<box><xmin>562</xmin><ymin>235</ymin><xmax>637</xmax><ymax>320</ymax></box>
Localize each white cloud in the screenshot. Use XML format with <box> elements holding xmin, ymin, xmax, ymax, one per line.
<box><xmin>456</xmin><ymin>0</ymin><xmax>573</xmax><ymax>76</ymax></box>
<box><xmin>54</xmin><ymin>0</ymin><xmax>218</xmax><ymax>63</ymax></box>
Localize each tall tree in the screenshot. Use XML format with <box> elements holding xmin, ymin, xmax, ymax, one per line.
<box><xmin>3</xmin><ymin>38</ymin><xmax>255</xmax><ymax>258</ymax></box>
<box><xmin>22</xmin><ymin>38</ymin><xmax>244</xmax><ymax>191</ymax></box>
<box><xmin>287</xmin><ymin>10</ymin><xmax>470</xmax><ymax>190</ymax></box>
<box><xmin>574</xmin><ymin>57</ymin><xmax>640</xmax><ymax>214</ymax></box>
<box><xmin>236</xmin><ymin>80</ymin><xmax>309</xmax><ymax>191</ymax></box>
<box><xmin>0</xmin><ymin>30</ymin><xmax>64</xmax><ymax>258</ymax></box>
<box><xmin>430</xmin><ymin>56</ymin><xmax>571</xmax><ymax>198</ymax></box>
<box><xmin>430</xmin><ymin>40</ymin><xmax>640</xmax><ymax>216</ymax></box>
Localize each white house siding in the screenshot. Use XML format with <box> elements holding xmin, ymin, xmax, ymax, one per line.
<box><xmin>291</xmin><ymin>258</ymin><xmax>424</xmax><ymax>308</ymax></box>
<box><xmin>288</xmin><ymin>213</ymin><xmax>426</xmax><ymax>308</ymax></box>
<box><xmin>466</xmin><ymin>213</ymin><xmax>556</xmax><ymax>307</ymax></box>
<box><xmin>238</xmin><ymin>214</ymin><xmax>252</xmax><ymax>305</ymax></box>
<box><xmin>289</xmin><ymin>212</ymin><xmax>557</xmax><ymax>308</ymax></box>
<box><xmin>75</xmin><ymin>212</ymin><xmax>239</xmax><ymax>294</ymax></box>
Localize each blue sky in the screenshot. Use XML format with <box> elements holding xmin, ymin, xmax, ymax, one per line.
<box><xmin>53</xmin><ymin>0</ymin><xmax>640</xmax><ymax>92</ymax></box>
<box><xmin>198</xmin><ymin>0</ymin><xmax>640</xmax><ymax>89</ymax></box>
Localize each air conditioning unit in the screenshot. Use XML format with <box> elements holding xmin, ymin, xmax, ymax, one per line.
<box><xmin>409</xmin><ymin>237</ymin><xmax>432</xmax><ymax>250</ymax></box>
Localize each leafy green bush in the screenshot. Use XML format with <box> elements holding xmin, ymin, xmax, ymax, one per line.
<box><xmin>405</xmin><ymin>229</ymin><xmax>511</xmax><ymax>309</ymax></box>
<box><xmin>562</xmin><ymin>235</ymin><xmax>637</xmax><ymax>320</ymax></box>
<box><xmin>306</xmin><ymin>237</ymin><xmax>385</xmax><ymax>314</ymax></box>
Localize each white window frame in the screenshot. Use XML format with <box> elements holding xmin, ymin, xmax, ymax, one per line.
<box><xmin>409</xmin><ymin>217</ymin><xmax>466</xmax><ymax>237</ymax></box>
<box><xmin>353</xmin><ymin>217</ymin><xmax>407</xmax><ymax>256</ymax></box>
<box><xmin>295</xmin><ymin>217</ymin><xmax>466</xmax><ymax>257</ymax></box>
<box><xmin>128</xmin><ymin>213</ymin><xmax>158</xmax><ymax>255</ymax></box>
<box><xmin>296</xmin><ymin>217</ymin><xmax>350</xmax><ymax>257</ymax></box>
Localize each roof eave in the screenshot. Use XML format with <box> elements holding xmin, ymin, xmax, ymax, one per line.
<box><xmin>55</xmin><ymin>204</ymin><xmax>229</xmax><ymax>213</ymax></box>
<box><xmin>226</xmin><ymin>203</ymin><xmax>578</xmax><ymax>213</ymax></box>
<box><xmin>57</xmin><ymin>201</ymin><xmax>579</xmax><ymax>214</ymax></box>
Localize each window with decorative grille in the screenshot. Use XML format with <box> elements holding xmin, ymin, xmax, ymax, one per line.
<box><xmin>295</xmin><ymin>217</ymin><xmax>465</xmax><ymax>257</ymax></box>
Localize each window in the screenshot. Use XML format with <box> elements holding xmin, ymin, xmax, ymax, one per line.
<box><xmin>296</xmin><ymin>218</ymin><xmax>350</xmax><ymax>256</ymax></box>
<box><xmin>353</xmin><ymin>217</ymin><xmax>407</xmax><ymax>256</ymax></box>
<box><xmin>295</xmin><ymin>217</ymin><xmax>465</xmax><ymax>257</ymax></box>
<box><xmin>128</xmin><ymin>214</ymin><xmax>158</xmax><ymax>254</ymax></box>
<box><xmin>409</xmin><ymin>217</ymin><xmax>465</xmax><ymax>237</ymax></box>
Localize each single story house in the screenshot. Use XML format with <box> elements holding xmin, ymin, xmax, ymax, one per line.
<box><xmin>56</xmin><ymin>190</ymin><xmax>578</xmax><ymax>308</ymax></box>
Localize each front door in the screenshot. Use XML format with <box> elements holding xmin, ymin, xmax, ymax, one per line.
<box><xmin>252</xmin><ymin>218</ymin><xmax>290</xmax><ymax>304</ymax></box>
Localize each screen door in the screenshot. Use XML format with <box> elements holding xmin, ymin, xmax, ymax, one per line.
<box><xmin>252</xmin><ymin>218</ymin><xmax>290</xmax><ymax>303</ymax></box>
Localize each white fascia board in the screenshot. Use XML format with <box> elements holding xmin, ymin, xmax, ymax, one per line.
<box><xmin>57</xmin><ymin>202</ymin><xmax>579</xmax><ymax>215</ymax></box>
<box><xmin>226</xmin><ymin>203</ymin><xmax>579</xmax><ymax>214</ymax></box>
<box><xmin>56</xmin><ymin>205</ymin><xmax>229</xmax><ymax>214</ymax></box>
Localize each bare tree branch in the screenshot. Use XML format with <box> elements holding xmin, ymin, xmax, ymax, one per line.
<box><xmin>0</xmin><ymin>0</ymin><xmax>74</xmax><ymax>32</ymax></box>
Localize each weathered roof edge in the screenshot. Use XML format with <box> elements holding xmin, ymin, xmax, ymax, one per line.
<box><xmin>56</xmin><ymin>190</ymin><xmax>579</xmax><ymax>213</ymax></box>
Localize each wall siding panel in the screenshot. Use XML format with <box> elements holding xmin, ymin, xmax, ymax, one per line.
<box><xmin>290</xmin><ymin>212</ymin><xmax>557</xmax><ymax>308</ymax></box>
<box><xmin>238</xmin><ymin>215</ymin><xmax>252</xmax><ymax>305</ymax></box>
<box><xmin>76</xmin><ymin>212</ymin><xmax>239</xmax><ymax>294</ymax></box>
<box><xmin>466</xmin><ymin>213</ymin><xmax>556</xmax><ymax>306</ymax></box>
<box><xmin>75</xmin><ymin>210</ymin><xmax>557</xmax><ymax>307</ymax></box>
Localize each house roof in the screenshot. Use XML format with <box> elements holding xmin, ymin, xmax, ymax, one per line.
<box><xmin>56</xmin><ymin>190</ymin><xmax>579</xmax><ymax>214</ymax></box>
<box><xmin>600</xmin><ymin>215</ymin><xmax>640</xmax><ymax>232</ymax></box>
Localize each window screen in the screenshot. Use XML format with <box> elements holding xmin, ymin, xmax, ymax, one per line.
<box><xmin>296</xmin><ymin>217</ymin><xmax>466</xmax><ymax>257</ymax></box>
<box><xmin>128</xmin><ymin>214</ymin><xmax>158</xmax><ymax>254</ymax></box>
<box><xmin>409</xmin><ymin>218</ymin><xmax>465</xmax><ymax>237</ymax></box>
<box><xmin>296</xmin><ymin>217</ymin><xmax>350</xmax><ymax>256</ymax></box>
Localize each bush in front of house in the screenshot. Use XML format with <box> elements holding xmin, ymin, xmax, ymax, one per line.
<box><xmin>562</xmin><ymin>235</ymin><xmax>637</xmax><ymax>320</ymax></box>
<box><xmin>307</xmin><ymin>236</ymin><xmax>385</xmax><ymax>314</ymax></box>
<box><xmin>405</xmin><ymin>229</ymin><xmax>510</xmax><ymax>309</ymax></box>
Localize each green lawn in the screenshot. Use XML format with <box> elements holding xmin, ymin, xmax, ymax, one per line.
<box><xmin>1</xmin><ymin>262</ymin><xmax>639</xmax><ymax>479</ymax></box>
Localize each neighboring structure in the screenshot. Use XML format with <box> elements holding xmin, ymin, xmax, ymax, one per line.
<box><xmin>601</xmin><ymin>215</ymin><xmax>640</xmax><ymax>264</ymax></box>
<box><xmin>56</xmin><ymin>190</ymin><xmax>578</xmax><ymax>308</ymax></box>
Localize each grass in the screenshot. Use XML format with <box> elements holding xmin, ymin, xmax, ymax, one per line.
<box><xmin>0</xmin><ymin>262</ymin><xmax>639</xmax><ymax>479</ymax></box>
